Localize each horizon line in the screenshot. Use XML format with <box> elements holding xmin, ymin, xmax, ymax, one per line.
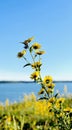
<box><xmin>0</xmin><ymin>80</ymin><xmax>72</xmax><ymax>83</ymax></box>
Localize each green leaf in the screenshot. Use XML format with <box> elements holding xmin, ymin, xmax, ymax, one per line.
<box><xmin>23</xmin><ymin>63</ymin><xmax>31</xmax><ymax>68</ymax></box>
<box><xmin>54</xmin><ymin>93</ymin><xmax>59</xmax><ymax>98</ymax></box>
<box><xmin>29</xmin><ymin>46</ymin><xmax>33</xmax><ymax>53</ymax></box>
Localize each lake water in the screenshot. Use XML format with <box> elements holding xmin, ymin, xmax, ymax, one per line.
<box><xmin>0</xmin><ymin>82</ymin><xmax>72</xmax><ymax>103</ymax></box>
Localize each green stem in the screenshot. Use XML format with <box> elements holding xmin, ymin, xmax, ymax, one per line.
<box><xmin>39</xmin><ymin>55</ymin><xmax>41</xmax><ymax>62</ymax></box>
<box><xmin>38</xmin><ymin>73</ymin><xmax>49</xmax><ymax>98</ymax></box>
<box><xmin>23</xmin><ymin>56</ymin><xmax>30</xmax><ymax>64</ymax></box>
<box><xmin>30</xmin><ymin>52</ymin><xmax>35</xmax><ymax>63</ymax></box>
<box><xmin>28</xmin><ymin>47</ymin><xmax>35</xmax><ymax>63</ymax></box>
<box><xmin>28</xmin><ymin>47</ymin><xmax>49</xmax><ymax>98</ymax></box>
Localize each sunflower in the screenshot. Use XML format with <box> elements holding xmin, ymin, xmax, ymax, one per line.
<box><xmin>56</xmin><ymin>98</ymin><xmax>65</xmax><ymax>104</ymax></box>
<box><xmin>30</xmin><ymin>71</ymin><xmax>39</xmax><ymax>80</ymax></box>
<box><xmin>36</xmin><ymin>50</ymin><xmax>45</xmax><ymax>55</ymax></box>
<box><xmin>49</xmin><ymin>97</ymin><xmax>56</xmax><ymax>103</ymax></box>
<box><xmin>43</xmin><ymin>76</ymin><xmax>53</xmax><ymax>86</ymax></box>
<box><xmin>32</xmin><ymin>42</ymin><xmax>41</xmax><ymax>49</ymax></box>
<box><xmin>21</xmin><ymin>37</ymin><xmax>34</xmax><ymax>45</ymax></box>
<box><xmin>47</xmin><ymin>83</ymin><xmax>55</xmax><ymax>88</ymax></box>
<box><xmin>24</xmin><ymin>36</ymin><xmax>34</xmax><ymax>45</ymax></box>
<box><xmin>47</xmin><ymin>88</ymin><xmax>53</xmax><ymax>93</ymax></box>
<box><xmin>31</xmin><ymin>61</ymin><xmax>42</xmax><ymax>69</ymax></box>
<box><xmin>17</xmin><ymin>50</ymin><xmax>26</xmax><ymax>58</ymax></box>
<box><xmin>64</xmin><ymin>107</ymin><xmax>72</xmax><ymax>113</ymax></box>
<box><xmin>20</xmin><ymin>37</ymin><xmax>34</xmax><ymax>49</ymax></box>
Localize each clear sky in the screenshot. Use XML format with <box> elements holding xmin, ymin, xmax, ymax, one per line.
<box><xmin>0</xmin><ymin>0</ymin><xmax>72</xmax><ymax>81</ymax></box>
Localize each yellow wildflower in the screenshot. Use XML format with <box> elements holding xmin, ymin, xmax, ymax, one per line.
<box><xmin>36</xmin><ymin>50</ymin><xmax>45</xmax><ymax>55</ymax></box>
<box><xmin>20</xmin><ymin>37</ymin><xmax>34</xmax><ymax>49</ymax></box>
<box><xmin>43</xmin><ymin>76</ymin><xmax>53</xmax><ymax>85</ymax></box>
<box><xmin>31</xmin><ymin>61</ymin><xmax>42</xmax><ymax>69</ymax></box>
<box><xmin>32</xmin><ymin>42</ymin><xmax>41</xmax><ymax>49</ymax></box>
<box><xmin>17</xmin><ymin>52</ymin><xmax>24</xmax><ymax>58</ymax></box>
<box><xmin>6</xmin><ymin>116</ymin><xmax>11</xmax><ymax>122</ymax></box>
<box><xmin>56</xmin><ymin>97</ymin><xmax>65</xmax><ymax>104</ymax></box>
<box><xmin>56</xmin><ymin>112</ymin><xmax>64</xmax><ymax>118</ymax></box>
<box><xmin>23</xmin><ymin>36</ymin><xmax>34</xmax><ymax>45</ymax></box>
<box><xmin>47</xmin><ymin>88</ymin><xmax>54</xmax><ymax>93</ymax></box>
<box><xmin>17</xmin><ymin>50</ymin><xmax>26</xmax><ymax>58</ymax></box>
<box><xmin>55</xmin><ymin>101</ymin><xmax>61</xmax><ymax>109</ymax></box>
<box><xmin>35</xmin><ymin>100</ymin><xmax>48</xmax><ymax>116</ymax></box>
<box><xmin>49</xmin><ymin>97</ymin><xmax>56</xmax><ymax>103</ymax></box>
<box><xmin>30</xmin><ymin>71</ymin><xmax>39</xmax><ymax>80</ymax></box>
<box><xmin>64</xmin><ymin>107</ymin><xmax>71</xmax><ymax>112</ymax></box>
<box><xmin>60</xmin><ymin>112</ymin><xmax>63</xmax><ymax>117</ymax></box>
<box><xmin>47</xmin><ymin>83</ymin><xmax>55</xmax><ymax>88</ymax></box>
<box><xmin>47</xmin><ymin>102</ymin><xmax>52</xmax><ymax>108</ymax></box>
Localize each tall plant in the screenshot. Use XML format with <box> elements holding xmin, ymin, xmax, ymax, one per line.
<box><xmin>17</xmin><ymin>37</ymin><xmax>57</xmax><ymax>99</ymax></box>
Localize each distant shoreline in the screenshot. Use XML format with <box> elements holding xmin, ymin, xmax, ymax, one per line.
<box><xmin>0</xmin><ymin>80</ymin><xmax>72</xmax><ymax>83</ymax></box>
<box><xmin>0</xmin><ymin>81</ymin><xmax>33</xmax><ymax>83</ymax></box>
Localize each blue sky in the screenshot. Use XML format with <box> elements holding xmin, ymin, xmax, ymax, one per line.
<box><xmin>0</xmin><ymin>0</ymin><xmax>72</xmax><ymax>81</ymax></box>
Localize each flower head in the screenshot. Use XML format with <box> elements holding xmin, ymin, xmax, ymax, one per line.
<box><xmin>43</xmin><ymin>76</ymin><xmax>53</xmax><ymax>86</ymax></box>
<box><xmin>30</xmin><ymin>71</ymin><xmax>39</xmax><ymax>80</ymax></box>
<box><xmin>56</xmin><ymin>97</ymin><xmax>65</xmax><ymax>104</ymax></box>
<box><xmin>36</xmin><ymin>50</ymin><xmax>45</xmax><ymax>55</ymax></box>
<box><xmin>49</xmin><ymin>97</ymin><xmax>56</xmax><ymax>103</ymax></box>
<box><xmin>31</xmin><ymin>61</ymin><xmax>42</xmax><ymax>69</ymax></box>
<box><xmin>47</xmin><ymin>102</ymin><xmax>52</xmax><ymax>108</ymax></box>
<box><xmin>47</xmin><ymin>88</ymin><xmax>54</xmax><ymax>93</ymax></box>
<box><xmin>20</xmin><ymin>37</ymin><xmax>34</xmax><ymax>49</ymax></box>
<box><xmin>32</xmin><ymin>42</ymin><xmax>41</xmax><ymax>49</ymax></box>
<box><xmin>22</xmin><ymin>37</ymin><xmax>34</xmax><ymax>45</ymax></box>
<box><xmin>17</xmin><ymin>50</ymin><xmax>26</xmax><ymax>58</ymax></box>
<box><xmin>64</xmin><ymin>107</ymin><xmax>71</xmax><ymax>113</ymax></box>
<box><xmin>47</xmin><ymin>83</ymin><xmax>55</xmax><ymax>88</ymax></box>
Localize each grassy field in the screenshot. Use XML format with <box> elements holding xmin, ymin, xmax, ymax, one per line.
<box><xmin>0</xmin><ymin>93</ymin><xmax>72</xmax><ymax>130</ymax></box>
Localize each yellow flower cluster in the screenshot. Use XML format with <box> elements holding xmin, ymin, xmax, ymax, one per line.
<box><xmin>0</xmin><ymin>93</ymin><xmax>72</xmax><ymax>130</ymax></box>
<box><xmin>38</xmin><ymin>75</ymin><xmax>55</xmax><ymax>95</ymax></box>
<box><xmin>17</xmin><ymin>37</ymin><xmax>72</xmax><ymax>129</ymax></box>
<box><xmin>17</xmin><ymin>37</ymin><xmax>57</xmax><ymax>99</ymax></box>
<box><xmin>34</xmin><ymin>100</ymin><xmax>53</xmax><ymax>117</ymax></box>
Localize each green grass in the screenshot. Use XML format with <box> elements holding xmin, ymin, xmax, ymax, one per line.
<box><xmin>0</xmin><ymin>94</ymin><xmax>72</xmax><ymax>130</ymax></box>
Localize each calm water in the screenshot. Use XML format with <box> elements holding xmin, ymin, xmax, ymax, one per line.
<box><xmin>0</xmin><ymin>82</ymin><xmax>72</xmax><ymax>103</ymax></box>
